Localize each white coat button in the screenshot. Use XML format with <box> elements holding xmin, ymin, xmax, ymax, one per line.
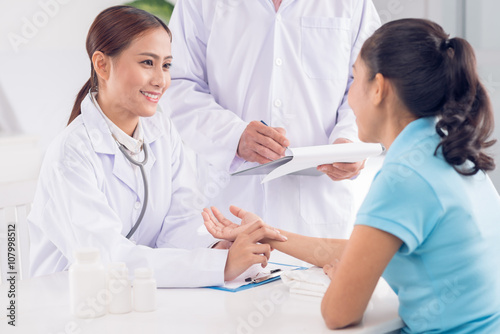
<box><xmin>275</xmin><ymin>58</ymin><xmax>282</xmax><ymax>66</ymax></box>
<box><xmin>274</xmin><ymin>99</ymin><xmax>282</xmax><ymax>108</ymax></box>
<box><xmin>134</xmin><ymin>201</ymin><xmax>141</xmax><ymax>210</ymax></box>
<box><xmin>276</xmin><ymin>14</ymin><xmax>282</xmax><ymax>22</ymax></box>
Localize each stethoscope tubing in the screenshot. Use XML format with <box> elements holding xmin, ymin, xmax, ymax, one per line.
<box><xmin>89</xmin><ymin>91</ymin><xmax>149</xmax><ymax>239</ymax></box>
<box><xmin>118</xmin><ymin>143</ymin><xmax>149</xmax><ymax>239</ymax></box>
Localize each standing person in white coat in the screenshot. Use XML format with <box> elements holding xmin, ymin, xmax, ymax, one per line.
<box><xmin>162</xmin><ymin>0</ymin><xmax>381</xmax><ymax>238</ymax></box>
<box><xmin>28</xmin><ymin>5</ymin><xmax>286</xmax><ymax>287</ymax></box>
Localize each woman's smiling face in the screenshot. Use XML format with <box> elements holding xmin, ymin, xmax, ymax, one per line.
<box><xmin>107</xmin><ymin>27</ymin><xmax>172</xmax><ymax>117</ymax></box>
<box><xmin>94</xmin><ymin>27</ymin><xmax>172</xmax><ymax>134</ymax></box>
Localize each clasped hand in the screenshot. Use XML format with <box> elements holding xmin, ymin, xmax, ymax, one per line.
<box><xmin>202</xmin><ymin>205</ymin><xmax>287</xmax><ymax>281</ymax></box>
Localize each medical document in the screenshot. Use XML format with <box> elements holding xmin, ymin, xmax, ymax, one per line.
<box><xmin>209</xmin><ymin>262</ymin><xmax>306</xmax><ymax>292</ymax></box>
<box><xmin>232</xmin><ymin>142</ymin><xmax>385</xmax><ymax>183</ymax></box>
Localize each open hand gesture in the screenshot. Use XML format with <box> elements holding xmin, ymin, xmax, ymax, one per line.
<box><xmin>202</xmin><ymin>205</ymin><xmax>286</xmax><ymax>242</ymax></box>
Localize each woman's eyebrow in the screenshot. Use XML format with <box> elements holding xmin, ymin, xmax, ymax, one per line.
<box><xmin>138</xmin><ymin>52</ymin><xmax>173</xmax><ymax>60</ymax></box>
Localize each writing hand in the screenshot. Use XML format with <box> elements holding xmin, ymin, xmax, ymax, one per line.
<box><xmin>237</xmin><ymin>121</ymin><xmax>289</xmax><ymax>164</ymax></box>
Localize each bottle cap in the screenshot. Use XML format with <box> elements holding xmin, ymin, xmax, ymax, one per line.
<box><xmin>74</xmin><ymin>247</ymin><xmax>100</xmax><ymax>263</ymax></box>
<box><xmin>134</xmin><ymin>268</ymin><xmax>153</xmax><ymax>279</ymax></box>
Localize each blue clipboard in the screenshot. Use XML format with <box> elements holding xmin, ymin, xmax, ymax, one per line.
<box><xmin>207</xmin><ymin>262</ymin><xmax>308</xmax><ymax>293</ymax></box>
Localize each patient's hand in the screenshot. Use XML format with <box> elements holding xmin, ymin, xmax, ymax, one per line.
<box><xmin>202</xmin><ymin>205</ymin><xmax>286</xmax><ymax>242</ymax></box>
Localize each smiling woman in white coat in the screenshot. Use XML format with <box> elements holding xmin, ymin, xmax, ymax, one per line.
<box><xmin>27</xmin><ymin>5</ymin><xmax>286</xmax><ymax>287</ymax></box>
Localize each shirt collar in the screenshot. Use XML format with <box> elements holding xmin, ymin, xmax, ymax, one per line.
<box><xmin>90</xmin><ymin>92</ymin><xmax>144</xmax><ymax>155</ymax></box>
<box><xmin>384</xmin><ymin>116</ymin><xmax>438</xmax><ymax>165</ymax></box>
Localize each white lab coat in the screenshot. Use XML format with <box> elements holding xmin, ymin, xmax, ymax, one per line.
<box><xmin>28</xmin><ymin>94</ymin><xmax>228</xmax><ymax>287</ymax></box>
<box><xmin>162</xmin><ymin>0</ymin><xmax>381</xmax><ymax>238</ymax></box>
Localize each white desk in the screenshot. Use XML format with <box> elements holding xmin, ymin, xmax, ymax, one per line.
<box><xmin>0</xmin><ymin>253</ymin><xmax>403</xmax><ymax>334</ymax></box>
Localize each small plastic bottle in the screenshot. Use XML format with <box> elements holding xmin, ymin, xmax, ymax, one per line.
<box><xmin>133</xmin><ymin>268</ymin><xmax>157</xmax><ymax>312</ymax></box>
<box><xmin>69</xmin><ymin>248</ymin><xmax>106</xmax><ymax>318</ymax></box>
<box><xmin>107</xmin><ymin>262</ymin><xmax>132</xmax><ymax>314</ymax></box>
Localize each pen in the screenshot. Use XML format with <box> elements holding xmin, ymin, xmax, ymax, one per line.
<box><xmin>260</xmin><ymin>120</ymin><xmax>289</xmax><ymax>150</ymax></box>
<box><xmin>245</xmin><ymin>269</ymin><xmax>282</xmax><ymax>283</ymax></box>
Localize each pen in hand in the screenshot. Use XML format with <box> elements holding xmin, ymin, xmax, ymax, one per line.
<box><xmin>260</xmin><ymin>120</ymin><xmax>289</xmax><ymax>150</ymax></box>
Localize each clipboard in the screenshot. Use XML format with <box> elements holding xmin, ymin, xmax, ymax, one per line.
<box><xmin>207</xmin><ymin>262</ymin><xmax>307</xmax><ymax>293</ymax></box>
<box><xmin>231</xmin><ymin>142</ymin><xmax>384</xmax><ymax>183</ymax></box>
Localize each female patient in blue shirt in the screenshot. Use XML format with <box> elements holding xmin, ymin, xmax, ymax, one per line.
<box><xmin>28</xmin><ymin>6</ymin><xmax>286</xmax><ymax>288</ymax></box>
<box><xmin>203</xmin><ymin>19</ymin><xmax>500</xmax><ymax>332</ymax></box>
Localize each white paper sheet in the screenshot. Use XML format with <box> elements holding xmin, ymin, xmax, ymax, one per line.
<box><xmin>263</xmin><ymin>143</ymin><xmax>384</xmax><ymax>182</ymax></box>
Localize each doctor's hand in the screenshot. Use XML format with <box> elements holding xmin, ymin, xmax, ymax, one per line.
<box><xmin>237</xmin><ymin>121</ymin><xmax>290</xmax><ymax>164</ymax></box>
<box><xmin>202</xmin><ymin>205</ymin><xmax>286</xmax><ymax>242</ymax></box>
<box><xmin>224</xmin><ymin>221</ymin><xmax>283</xmax><ymax>281</ymax></box>
<box><xmin>317</xmin><ymin>138</ymin><xmax>365</xmax><ymax>181</ymax></box>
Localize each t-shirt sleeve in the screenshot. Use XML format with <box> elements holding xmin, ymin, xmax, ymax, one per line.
<box><xmin>356</xmin><ymin>163</ymin><xmax>444</xmax><ymax>254</ymax></box>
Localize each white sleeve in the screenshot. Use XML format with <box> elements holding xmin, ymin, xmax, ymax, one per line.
<box><xmin>328</xmin><ymin>0</ymin><xmax>381</xmax><ymax>144</ymax></box>
<box><xmin>162</xmin><ymin>0</ymin><xmax>247</xmax><ymax>172</ymax></box>
<box><xmin>31</xmin><ymin>140</ymin><xmax>227</xmax><ymax>288</ymax></box>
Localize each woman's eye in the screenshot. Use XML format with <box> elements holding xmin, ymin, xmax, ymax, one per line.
<box><xmin>164</xmin><ymin>63</ymin><xmax>172</xmax><ymax>70</ymax></box>
<box><xmin>142</xmin><ymin>60</ymin><xmax>153</xmax><ymax>66</ymax></box>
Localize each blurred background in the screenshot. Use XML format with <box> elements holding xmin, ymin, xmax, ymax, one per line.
<box><xmin>1</xmin><ymin>0</ymin><xmax>499</xmax><ymax>192</ymax></box>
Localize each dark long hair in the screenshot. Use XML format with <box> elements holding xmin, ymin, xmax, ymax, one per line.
<box><xmin>69</xmin><ymin>6</ymin><xmax>171</xmax><ymax>125</ymax></box>
<box><xmin>360</xmin><ymin>18</ymin><xmax>495</xmax><ymax>175</ymax></box>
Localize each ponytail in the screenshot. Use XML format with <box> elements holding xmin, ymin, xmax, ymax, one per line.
<box><xmin>436</xmin><ymin>38</ymin><xmax>496</xmax><ymax>175</ymax></box>
<box><xmin>360</xmin><ymin>19</ymin><xmax>496</xmax><ymax>176</ymax></box>
<box><xmin>68</xmin><ymin>78</ymin><xmax>92</xmax><ymax>125</ymax></box>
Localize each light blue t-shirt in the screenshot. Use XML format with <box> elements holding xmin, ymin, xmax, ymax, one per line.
<box><xmin>356</xmin><ymin>117</ymin><xmax>500</xmax><ymax>333</ymax></box>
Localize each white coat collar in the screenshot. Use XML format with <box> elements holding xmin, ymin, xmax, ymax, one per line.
<box><xmin>80</xmin><ymin>93</ymin><xmax>163</xmax><ymax>155</ymax></box>
<box><xmin>79</xmin><ymin>93</ymin><xmax>163</xmax><ymax>197</ymax></box>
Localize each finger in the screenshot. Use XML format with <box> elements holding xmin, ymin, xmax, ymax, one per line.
<box><xmin>246</xmin><ymin>149</ymin><xmax>274</xmax><ymax>164</ymax></box>
<box><xmin>230</xmin><ymin>205</ymin><xmax>247</xmax><ymax>219</ymax></box>
<box><xmin>202</xmin><ymin>212</ymin><xmax>222</xmax><ymax>237</ymax></box>
<box><xmin>318</xmin><ymin>163</ymin><xmax>354</xmax><ymax>174</ymax></box>
<box><xmin>243</xmin><ymin>137</ymin><xmax>283</xmax><ymax>161</ymax></box>
<box><xmin>254</xmin><ymin>135</ymin><xmax>287</xmax><ymax>159</ymax></box>
<box><xmin>330</xmin><ymin>161</ymin><xmax>364</xmax><ymax>173</ymax></box>
<box><xmin>203</xmin><ymin>208</ymin><xmax>225</xmax><ymax>230</ymax></box>
<box><xmin>241</xmin><ymin>221</ymin><xmax>265</xmax><ymax>237</ymax></box>
<box><xmin>211</xmin><ymin>207</ymin><xmax>234</xmax><ymax>227</ymax></box>
<box><xmin>247</xmin><ymin>225</ymin><xmax>287</xmax><ymax>243</ymax></box>
<box><xmin>317</xmin><ymin>165</ymin><xmax>358</xmax><ymax>181</ymax></box>
<box><xmin>251</xmin><ymin>254</ymin><xmax>268</xmax><ymax>269</ymax></box>
<box><xmin>202</xmin><ymin>210</ymin><xmax>218</xmax><ymax>227</ymax></box>
<box><xmin>203</xmin><ymin>207</ymin><xmax>219</xmax><ymax>224</ymax></box>
<box><xmin>255</xmin><ymin>122</ymin><xmax>290</xmax><ymax>147</ymax></box>
<box><xmin>273</xmin><ymin>127</ymin><xmax>286</xmax><ymax>136</ymax></box>
<box><xmin>332</xmin><ymin>137</ymin><xmax>353</xmax><ymax>145</ymax></box>
<box><xmin>251</xmin><ymin>243</ymin><xmax>271</xmax><ymax>260</ymax></box>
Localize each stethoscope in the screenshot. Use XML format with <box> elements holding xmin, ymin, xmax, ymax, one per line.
<box><xmin>90</xmin><ymin>92</ymin><xmax>148</xmax><ymax>239</ymax></box>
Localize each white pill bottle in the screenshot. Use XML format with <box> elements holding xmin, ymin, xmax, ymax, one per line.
<box><xmin>107</xmin><ymin>262</ymin><xmax>132</xmax><ymax>314</ymax></box>
<box><xmin>133</xmin><ymin>268</ymin><xmax>157</xmax><ymax>312</ymax></box>
<box><xmin>69</xmin><ymin>247</ymin><xmax>107</xmax><ymax>318</ymax></box>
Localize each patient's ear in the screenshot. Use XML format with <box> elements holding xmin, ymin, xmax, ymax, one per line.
<box><xmin>372</xmin><ymin>73</ymin><xmax>388</xmax><ymax>106</ymax></box>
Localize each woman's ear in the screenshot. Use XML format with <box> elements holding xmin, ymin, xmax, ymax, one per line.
<box><xmin>92</xmin><ymin>51</ymin><xmax>110</xmax><ymax>82</ymax></box>
<box><xmin>372</xmin><ymin>73</ymin><xmax>387</xmax><ymax>106</ymax></box>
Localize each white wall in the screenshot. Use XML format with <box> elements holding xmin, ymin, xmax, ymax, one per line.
<box><xmin>0</xmin><ymin>0</ymin><xmax>131</xmax><ymax>147</ymax></box>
